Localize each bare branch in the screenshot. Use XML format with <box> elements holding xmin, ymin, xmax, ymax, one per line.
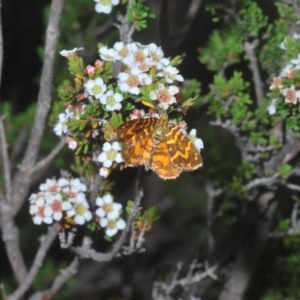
<box><xmin>152</xmin><ymin>260</ymin><xmax>218</xmax><ymax>299</ymax></box>
<box><xmin>7</xmin><ymin>226</ymin><xmax>57</xmax><ymax>300</ymax></box>
<box><xmin>245</xmin><ymin>173</ymin><xmax>280</xmax><ymax>190</ymax></box>
<box><xmin>0</xmin><ymin>115</ymin><xmax>12</xmax><ymax>202</ymax></box>
<box><xmin>205</xmin><ymin>183</ymin><xmax>223</xmax><ymax>252</ymax></box>
<box><xmin>28</xmin><ymin>257</ymin><xmax>79</xmax><ymax>300</ymax></box>
<box><xmin>0</xmin><ymin>199</ymin><xmax>27</xmax><ymax>284</ymax></box>
<box><xmin>244</xmin><ymin>40</ymin><xmax>264</xmax><ymax>106</ymax></box>
<box><xmin>11</xmin><ymin>0</ymin><xmax>64</xmax><ymax>212</ymax></box>
<box><xmin>31</xmin><ymin>138</ymin><xmax>66</xmax><ymax>174</ymax></box>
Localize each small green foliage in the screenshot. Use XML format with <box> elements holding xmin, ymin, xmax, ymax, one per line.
<box><xmin>276</xmin><ymin>218</ymin><xmax>291</xmax><ymax>232</ymax></box>
<box><xmin>229</xmin><ymin>176</ymin><xmax>252</xmax><ymax>200</ymax></box>
<box><xmin>240</xmin><ymin>2</ymin><xmax>268</xmax><ymax>37</ymax></box>
<box><xmin>199</xmin><ymin>30</ymin><xmax>243</xmax><ymax>71</ymax></box>
<box><xmin>180</xmin><ymin>79</ymin><xmax>202</xmax><ymax>106</ymax></box>
<box><xmin>277</xmin><ymin>164</ymin><xmax>292</xmax><ymax>178</ymax></box>
<box><xmin>127</xmin><ymin>0</ymin><xmax>155</xmax><ymax>31</ymax></box>
<box><xmin>239</xmin><ymin>160</ymin><xmax>256</xmax><ymax>180</ymax></box>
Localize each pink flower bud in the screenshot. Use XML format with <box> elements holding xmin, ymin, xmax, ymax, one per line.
<box><xmin>99</xmin><ymin>167</ymin><xmax>109</xmax><ymax>178</ymax></box>
<box><xmin>86</xmin><ymin>65</ymin><xmax>96</xmax><ymax>74</ymax></box>
<box><xmin>95</xmin><ymin>59</ymin><xmax>104</xmax><ymax>67</ymax></box>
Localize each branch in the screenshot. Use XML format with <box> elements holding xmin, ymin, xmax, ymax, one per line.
<box><xmin>152</xmin><ymin>260</ymin><xmax>218</xmax><ymax>299</ymax></box>
<box><xmin>89</xmin><ymin>173</ymin><xmax>103</xmax><ymax>208</ymax></box>
<box><xmin>245</xmin><ymin>173</ymin><xmax>280</xmax><ymax>190</ymax></box>
<box><xmin>244</xmin><ymin>40</ymin><xmax>264</xmax><ymax>106</ymax></box>
<box><xmin>0</xmin><ymin>199</ymin><xmax>27</xmax><ymax>284</ymax></box>
<box><xmin>28</xmin><ymin>257</ymin><xmax>79</xmax><ymax>300</ymax></box>
<box><xmin>31</xmin><ymin>137</ymin><xmax>66</xmax><ymax>174</ymax></box>
<box><xmin>11</xmin><ymin>0</ymin><xmax>64</xmax><ymax>212</ymax></box>
<box><xmin>0</xmin><ymin>115</ymin><xmax>12</xmax><ymax>202</ymax></box>
<box><xmin>7</xmin><ymin>226</ymin><xmax>57</xmax><ymax>300</ymax></box>
<box><xmin>72</xmin><ymin>172</ymin><xmax>145</xmax><ymax>261</ymax></box>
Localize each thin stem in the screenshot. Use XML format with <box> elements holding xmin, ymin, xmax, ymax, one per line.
<box><xmin>0</xmin><ymin>115</ymin><xmax>12</xmax><ymax>202</ymax></box>
<box><xmin>7</xmin><ymin>226</ymin><xmax>57</xmax><ymax>300</ymax></box>
<box><xmin>28</xmin><ymin>257</ymin><xmax>79</xmax><ymax>300</ymax></box>
<box><xmin>244</xmin><ymin>40</ymin><xmax>264</xmax><ymax>107</ymax></box>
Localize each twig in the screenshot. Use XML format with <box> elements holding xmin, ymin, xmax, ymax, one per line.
<box><xmin>174</xmin><ymin>0</ymin><xmax>203</xmax><ymax>48</ymax></box>
<box><xmin>31</xmin><ymin>138</ymin><xmax>66</xmax><ymax>174</ymax></box>
<box><xmin>0</xmin><ymin>115</ymin><xmax>12</xmax><ymax>202</ymax></box>
<box><xmin>11</xmin><ymin>0</ymin><xmax>64</xmax><ymax>211</ymax></box>
<box><xmin>72</xmin><ymin>173</ymin><xmax>145</xmax><ymax>261</ymax></box>
<box><xmin>0</xmin><ymin>283</ymin><xmax>7</xmax><ymax>300</ymax></box>
<box><xmin>152</xmin><ymin>260</ymin><xmax>218</xmax><ymax>298</ymax></box>
<box><xmin>89</xmin><ymin>173</ymin><xmax>103</xmax><ymax>208</ymax></box>
<box><xmin>245</xmin><ymin>173</ymin><xmax>280</xmax><ymax>190</ymax></box>
<box><xmin>205</xmin><ymin>183</ymin><xmax>222</xmax><ymax>252</ymax></box>
<box><xmin>7</xmin><ymin>225</ymin><xmax>57</xmax><ymax>300</ymax></box>
<box><xmin>244</xmin><ymin>40</ymin><xmax>264</xmax><ymax>106</ymax></box>
<box><xmin>28</xmin><ymin>257</ymin><xmax>79</xmax><ymax>300</ymax></box>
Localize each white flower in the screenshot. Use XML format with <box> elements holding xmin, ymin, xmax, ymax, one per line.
<box><xmin>113</xmin><ymin>42</ymin><xmax>130</xmax><ymax>60</ymax></box>
<box><xmin>279</xmin><ymin>38</ymin><xmax>287</xmax><ymax>50</ymax></box>
<box><xmin>99</xmin><ymin>167</ymin><xmax>109</xmax><ymax>178</ymax></box>
<box><xmin>85</xmin><ymin>78</ymin><xmax>107</xmax><ymax>99</ymax></box>
<box><xmin>95</xmin><ymin>194</ymin><xmax>122</xmax><ymax>219</ymax></box>
<box><xmin>30</xmin><ymin>203</ymin><xmax>53</xmax><ymax>225</ymax></box>
<box><xmin>64</xmin><ymin>107</ymin><xmax>75</xmax><ymax>119</ymax></box>
<box><xmin>69</xmin><ymin>178</ymin><xmax>87</xmax><ymax>192</ymax></box>
<box><xmin>66</xmin><ymin>198</ymin><xmax>92</xmax><ymax>225</ymax></box>
<box><xmin>290</xmin><ymin>54</ymin><xmax>300</xmax><ymax>70</ymax></box>
<box><xmin>293</xmin><ymin>33</ymin><xmax>300</xmax><ymax>39</ymax></box>
<box><xmin>98</xmin><ymin>142</ymin><xmax>123</xmax><ymax>168</ymax></box>
<box><xmin>118</xmin><ymin>68</ymin><xmax>142</xmax><ymax>95</ymax></box>
<box><xmin>188</xmin><ymin>129</ymin><xmax>204</xmax><ymax>151</ymax></box>
<box><xmin>99</xmin><ymin>46</ymin><xmax>117</xmax><ymax>61</ymax></box>
<box><xmin>100</xmin><ymin>90</ymin><xmax>123</xmax><ymax>111</ymax></box>
<box><xmin>58</xmin><ymin>178</ymin><xmax>69</xmax><ymax>187</ymax></box>
<box><xmin>147</xmin><ymin>43</ymin><xmax>170</xmax><ymax>69</ymax></box>
<box><xmin>100</xmin><ymin>218</ymin><xmax>126</xmax><ymax>237</ymax></box>
<box><xmin>94</xmin><ymin>0</ymin><xmax>119</xmax><ymax>14</ymax></box>
<box><xmin>138</xmin><ymin>73</ymin><xmax>152</xmax><ymax>86</ymax></box>
<box><xmin>46</xmin><ymin>194</ymin><xmax>71</xmax><ymax>221</ymax></box>
<box><xmin>54</xmin><ymin>113</ymin><xmax>68</xmax><ymax>136</ymax></box>
<box><xmin>267</xmin><ymin>98</ymin><xmax>278</xmax><ymax>115</ymax></box>
<box><xmin>39</xmin><ymin>179</ymin><xmax>60</xmax><ymax>194</ymax></box>
<box><xmin>59</xmin><ymin>47</ymin><xmax>83</xmax><ymax>57</ymax></box>
<box><xmin>280</xmin><ymin>64</ymin><xmax>294</xmax><ymax>77</ymax></box>
<box><xmin>29</xmin><ymin>192</ymin><xmax>45</xmax><ymax>204</ymax></box>
<box><xmin>149</xmin><ymin>83</ymin><xmax>179</xmax><ymax>110</ymax></box>
<box><xmin>157</xmin><ymin>66</ymin><xmax>184</xmax><ymax>83</ymax></box>
<box><xmin>280</xmin><ymin>84</ymin><xmax>300</xmax><ymax>104</ymax></box>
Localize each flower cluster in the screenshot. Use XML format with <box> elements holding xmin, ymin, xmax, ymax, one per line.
<box><xmin>29</xmin><ymin>178</ymin><xmax>126</xmax><ymax>237</ymax></box>
<box><xmin>98</xmin><ymin>42</ymin><xmax>183</xmax><ymax>109</ymax></box>
<box><xmin>29</xmin><ymin>178</ymin><xmax>92</xmax><ymax>225</ymax></box>
<box><xmin>95</xmin><ymin>194</ymin><xmax>125</xmax><ymax>236</ymax></box>
<box><xmin>268</xmin><ymin>34</ymin><xmax>300</xmax><ymax>115</ymax></box>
